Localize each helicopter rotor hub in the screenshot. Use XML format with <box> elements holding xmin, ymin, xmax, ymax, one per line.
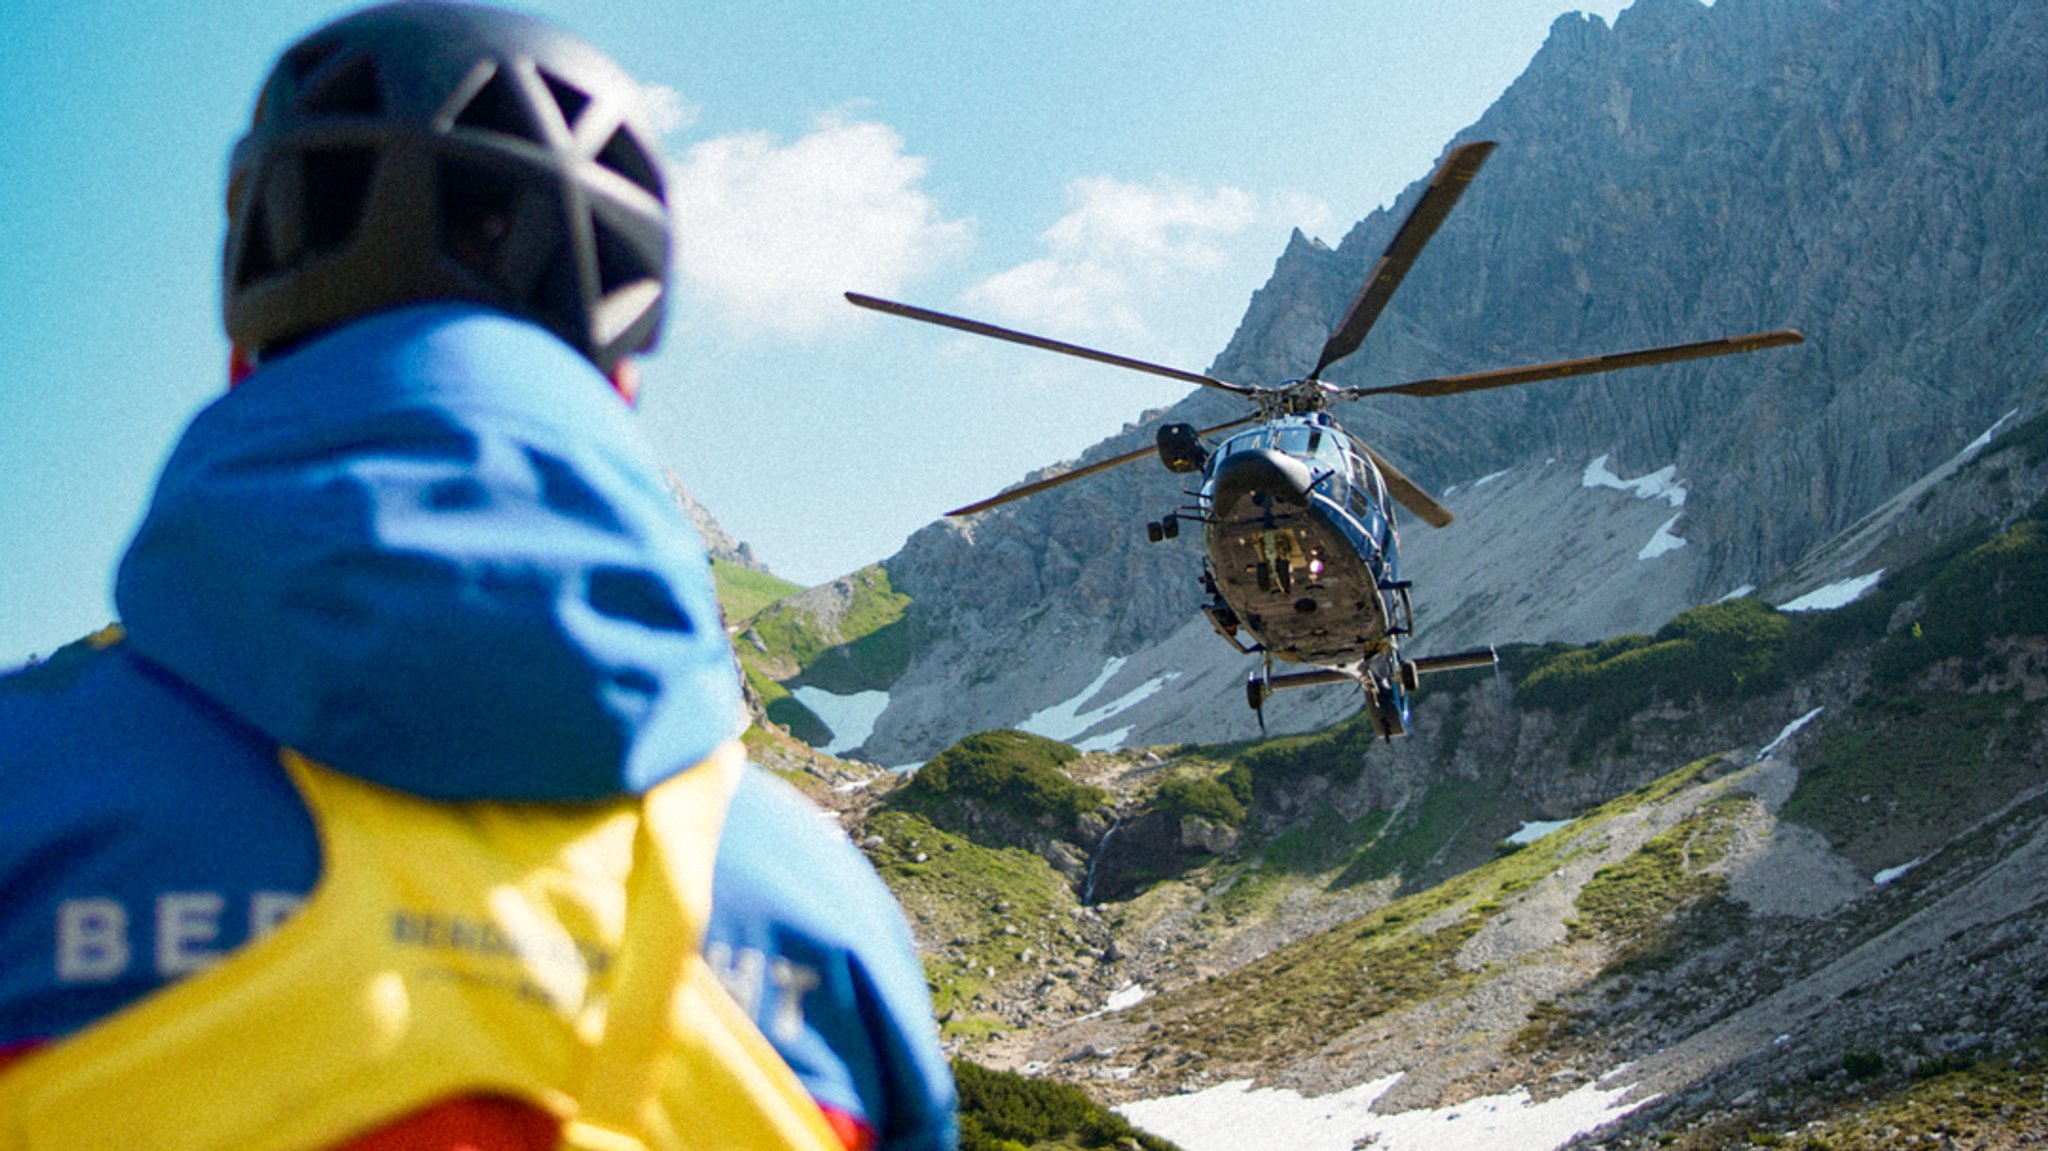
<box><xmin>1259</xmin><ymin>379</ymin><xmax>1339</xmax><ymax>420</ymax></box>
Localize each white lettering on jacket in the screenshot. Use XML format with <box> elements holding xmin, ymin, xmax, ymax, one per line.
<box><xmin>55</xmin><ymin>892</ymin><xmax>306</xmax><ymax>983</ymax></box>
<box><xmin>704</xmin><ymin>941</ymin><xmax>819</xmax><ymax>1043</ymax></box>
<box><xmin>55</xmin><ymin>899</ymin><xmax>128</xmax><ymax>982</ymax></box>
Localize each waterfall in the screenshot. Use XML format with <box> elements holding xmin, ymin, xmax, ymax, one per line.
<box><xmin>1083</xmin><ymin>816</ymin><xmax>1123</xmax><ymax>905</ymax></box>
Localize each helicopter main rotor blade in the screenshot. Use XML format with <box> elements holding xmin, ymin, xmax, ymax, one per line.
<box><xmin>1310</xmin><ymin>140</ymin><xmax>1496</xmax><ymax>381</ymax></box>
<box><xmin>947</xmin><ymin>415</ymin><xmax>1260</xmax><ymax>518</ymax></box>
<box><xmin>847</xmin><ymin>292</ymin><xmax>1258</xmax><ymax>397</ymax></box>
<box><xmin>1360</xmin><ymin>444</ymin><xmax>1456</xmax><ymax>529</ymax></box>
<box><xmin>1345</xmin><ymin>328</ymin><xmax>1805</xmax><ymax>400</ymax></box>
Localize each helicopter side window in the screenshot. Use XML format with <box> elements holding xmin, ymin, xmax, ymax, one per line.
<box><xmin>1347</xmin><ymin>452</ymin><xmax>1386</xmax><ymax>512</ymax></box>
<box><xmin>1347</xmin><ymin>451</ymin><xmax>1374</xmax><ymax>490</ymax></box>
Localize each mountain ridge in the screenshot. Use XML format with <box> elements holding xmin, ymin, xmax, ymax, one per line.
<box><xmin>783</xmin><ymin>0</ymin><xmax>2048</xmax><ymax>767</ymax></box>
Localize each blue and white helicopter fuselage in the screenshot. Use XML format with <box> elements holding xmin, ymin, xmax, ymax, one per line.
<box><xmin>1154</xmin><ymin>411</ymin><xmax>1459</xmax><ymax>736</ymax></box>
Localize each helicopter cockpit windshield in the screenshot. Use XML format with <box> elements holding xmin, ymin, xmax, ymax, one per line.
<box><xmin>1216</xmin><ymin>429</ymin><xmax>1264</xmax><ymax>458</ymax></box>
<box><xmin>1272</xmin><ymin>424</ymin><xmax>1343</xmax><ymax>467</ymax></box>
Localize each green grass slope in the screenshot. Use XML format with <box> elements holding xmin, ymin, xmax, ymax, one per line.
<box><xmin>736</xmin><ymin>564</ymin><xmax>912</xmax><ymax>748</ymax></box>
<box><xmin>711</xmin><ymin>559</ymin><xmax>803</xmax><ymax>627</ymax></box>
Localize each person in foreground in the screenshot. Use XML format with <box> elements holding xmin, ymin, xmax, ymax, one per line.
<box><xmin>0</xmin><ymin>4</ymin><xmax>958</xmax><ymax>1149</ymax></box>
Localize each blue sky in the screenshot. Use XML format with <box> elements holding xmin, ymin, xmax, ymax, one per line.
<box><xmin>0</xmin><ymin>0</ymin><xmax>1631</xmax><ymax>664</ymax></box>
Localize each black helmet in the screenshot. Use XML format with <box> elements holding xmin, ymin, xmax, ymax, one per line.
<box><xmin>225</xmin><ymin>1</ymin><xmax>670</xmax><ymax>373</ymax></box>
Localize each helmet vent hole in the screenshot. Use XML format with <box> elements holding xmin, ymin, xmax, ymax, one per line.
<box><xmin>301</xmin><ymin>55</ymin><xmax>382</xmax><ymax>117</ymax></box>
<box><xmin>303</xmin><ymin>148</ymin><xmax>378</xmax><ymax>252</ymax></box>
<box><xmin>436</xmin><ymin>158</ymin><xmax>521</xmax><ymax>278</ymax></box>
<box><xmin>539</xmin><ymin>70</ymin><xmax>591</xmax><ymax>131</ymax></box>
<box><xmin>234</xmin><ymin>195</ymin><xmax>280</xmax><ymax>288</ymax></box>
<box><xmin>526</xmin><ymin>250</ymin><xmax>577</xmax><ymax>320</ymax></box>
<box><xmin>595</xmin><ymin>128</ymin><xmax>662</xmax><ymax>199</ymax></box>
<box><xmin>450</xmin><ymin>66</ymin><xmax>543</xmax><ymax>144</ymax></box>
<box><xmin>283</xmin><ymin>39</ymin><xmax>341</xmax><ymax>85</ymax></box>
<box><xmin>593</xmin><ymin>218</ymin><xmax>651</xmax><ymax>296</ymax></box>
<box><xmin>587</xmin><ymin>566</ymin><xmax>694</xmax><ymax>634</ymax></box>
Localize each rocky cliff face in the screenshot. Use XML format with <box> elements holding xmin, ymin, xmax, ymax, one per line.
<box><xmin>849</xmin><ymin>0</ymin><xmax>2048</xmax><ymax>765</ymax></box>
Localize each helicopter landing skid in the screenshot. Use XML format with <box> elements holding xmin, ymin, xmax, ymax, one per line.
<box><xmin>1242</xmin><ymin>646</ymin><xmax>1498</xmax><ymax>740</ymax></box>
<box><xmin>1246</xmin><ymin>660</ymin><xmax>1378</xmax><ymax>735</ymax></box>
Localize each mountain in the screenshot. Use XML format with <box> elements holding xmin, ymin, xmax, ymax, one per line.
<box><xmin>779</xmin><ymin>411</ymin><xmax>2048</xmax><ymax>1148</ymax></box>
<box><xmin>772</xmin><ymin>0</ymin><xmax>2048</xmax><ymax>767</ymax></box>
<box><xmin>702</xmin><ymin>1</ymin><xmax>2048</xmax><ymax>1141</ymax></box>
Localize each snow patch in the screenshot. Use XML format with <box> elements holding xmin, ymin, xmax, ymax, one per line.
<box><xmin>1717</xmin><ymin>584</ymin><xmax>1757</xmax><ymax>602</ymax></box>
<box><xmin>1119</xmin><ymin>1071</ymin><xmax>1654</xmax><ymax>1151</ymax></box>
<box><xmin>1583</xmin><ymin>455</ymin><xmax>1687</xmax><ymax>508</ymax></box>
<box><xmin>1874</xmin><ymin>857</ymin><xmax>1924</xmax><ymax>887</ymax></box>
<box><xmin>1104</xmin><ymin>982</ymin><xmax>1150</xmax><ymax>1012</ymax></box>
<box><xmin>1078</xmin><ymin>981</ymin><xmax>1153</xmax><ymax>1021</ymax></box>
<box><xmin>1075</xmin><ymin>728</ymin><xmax>1134</xmax><ymax>753</ymax></box>
<box><xmin>1444</xmin><ymin>467</ymin><xmax>1513</xmax><ymax>499</ymax></box>
<box><xmin>1967</xmin><ymin>408</ymin><xmax>2020</xmax><ymax>454</ymax></box>
<box><xmin>1019</xmin><ymin>657</ymin><xmax>1176</xmax><ymax>750</ymax></box>
<box><xmin>1638</xmin><ymin>512</ymin><xmax>1688</xmax><ymax>560</ymax></box>
<box><xmin>1507</xmin><ymin>819</ymin><xmax>1573</xmax><ymax>846</ymax></box>
<box><xmin>1757</xmin><ymin>707</ymin><xmax>1824</xmax><ymax>762</ymax></box>
<box><xmin>1777</xmin><ymin>571</ymin><xmax>1884</xmax><ymax>612</ymax></box>
<box><xmin>790</xmin><ymin>687</ymin><xmax>891</xmax><ymax>756</ymax></box>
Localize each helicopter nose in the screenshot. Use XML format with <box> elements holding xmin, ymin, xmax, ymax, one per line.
<box><xmin>1209</xmin><ymin>448</ymin><xmax>1314</xmax><ymax>517</ymax></box>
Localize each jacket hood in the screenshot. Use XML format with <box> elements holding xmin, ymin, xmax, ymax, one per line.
<box><xmin>116</xmin><ymin>305</ymin><xmax>742</xmax><ymax>801</ymax></box>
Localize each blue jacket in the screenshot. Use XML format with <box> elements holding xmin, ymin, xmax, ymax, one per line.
<box><xmin>0</xmin><ymin>305</ymin><xmax>955</xmax><ymax>1151</ymax></box>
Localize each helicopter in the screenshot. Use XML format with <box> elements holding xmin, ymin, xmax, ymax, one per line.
<box><xmin>847</xmin><ymin>140</ymin><xmax>1803</xmax><ymax>739</ymax></box>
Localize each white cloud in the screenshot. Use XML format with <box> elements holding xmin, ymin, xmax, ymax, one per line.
<box><xmin>666</xmin><ymin>112</ymin><xmax>971</xmax><ymax>338</ymax></box>
<box><xmin>964</xmin><ymin>177</ymin><xmax>1330</xmax><ymax>356</ymax></box>
<box><xmin>638</xmin><ymin>83</ymin><xmax>699</xmax><ymax>139</ymax></box>
<box><xmin>965</xmin><ymin>176</ymin><xmax>1258</xmax><ymax>343</ymax></box>
<box><xmin>1042</xmin><ymin>176</ymin><xmax>1256</xmax><ymax>270</ymax></box>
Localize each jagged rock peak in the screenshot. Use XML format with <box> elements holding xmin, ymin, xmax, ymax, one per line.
<box><xmin>663</xmin><ymin>470</ymin><xmax>772</xmax><ymax>574</ymax></box>
<box><xmin>1536</xmin><ymin>7</ymin><xmax>1614</xmax><ymax>61</ymax></box>
<box><xmin>1283</xmin><ymin>227</ymin><xmax>1330</xmax><ymax>255</ymax></box>
<box><xmin>1613</xmin><ymin>0</ymin><xmax>1713</xmax><ymax>31</ymax></box>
